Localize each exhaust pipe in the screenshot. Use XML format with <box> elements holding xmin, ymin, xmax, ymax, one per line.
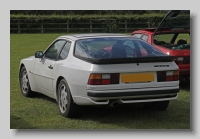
<box><xmin>109</xmin><ymin>100</ymin><xmax>121</xmax><ymax>107</ymax></box>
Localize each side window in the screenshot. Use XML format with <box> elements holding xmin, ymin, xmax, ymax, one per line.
<box><xmin>44</xmin><ymin>40</ymin><xmax>66</xmax><ymax>60</ymax></box>
<box><xmin>131</xmin><ymin>34</ymin><xmax>142</xmax><ymax>38</ymax></box>
<box><xmin>75</xmin><ymin>42</ymin><xmax>92</xmax><ymax>58</ymax></box>
<box><xmin>141</xmin><ymin>35</ymin><xmax>148</xmax><ymax>42</ymax></box>
<box><xmin>58</xmin><ymin>42</ymin><xmax>71</xmax><ymax>60</ymax></box>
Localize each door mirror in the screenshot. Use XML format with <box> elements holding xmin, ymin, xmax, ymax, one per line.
<box><xmin>35</xmin><ymin>51</ymin><xmax>43</xmax><ymax>58</ymax></box>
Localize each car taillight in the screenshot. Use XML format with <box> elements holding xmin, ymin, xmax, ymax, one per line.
<box><xmin>157</xmin><ymin>70</ymin><xmax>179</xmax><ymax>82</ymax></box>
<box><xmin>174</xmin><ymin>57</ymin><xmax>190</xmax><ymax>64</ymax></box>
<box><xmin>88</xmin><ymin>73</ymin><xmax>119</xmax><ymax>85</ymax></box>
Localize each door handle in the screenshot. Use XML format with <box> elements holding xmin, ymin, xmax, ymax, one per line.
<box><xmin>48</xmin><ymin>65</ymin><xmax>53</xmax><ymax>69</ymax></box>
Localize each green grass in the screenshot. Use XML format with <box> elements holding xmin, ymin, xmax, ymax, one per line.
<box><xmin>10</xmin><ymin>34</ymin><xmax>190</xmax><ymax>129</ymax></box>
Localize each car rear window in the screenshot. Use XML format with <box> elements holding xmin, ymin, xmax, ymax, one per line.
<box><xmin>74</xmin><ymin>37</ymin><xmax>166</xmax><ymax>60</ymax></box>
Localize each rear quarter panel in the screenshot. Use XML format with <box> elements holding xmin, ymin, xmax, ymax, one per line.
<box><xmin>53</xmin><ymin>57</ymin><xmax>93</xmax><ymax>99</ymax></box>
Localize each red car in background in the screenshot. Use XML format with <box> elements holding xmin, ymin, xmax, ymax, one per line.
<box><xmin>131</xmin><ymin>10</ymin><xmax>190</xmax><ymax>81</ymax></box>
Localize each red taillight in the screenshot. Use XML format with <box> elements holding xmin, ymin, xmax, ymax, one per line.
<box><xmin>166</xmin><ymin>76</ymin><xmax>174</xmax><ymax>81</ymax></box>
<box><xmin>88</xmin><ymin>73</ymin><xmax>119</xmax><ymax>85</ymax></box>
<box><xmin>157</xmin><ymin>70</ymin><xmax>179</xmax><ymax>82</ymax></box>
<box><xmin>102</xmin><ymin>79</ymin><xmax>110</xmax><ymax>85</ymax></box>
<box><xmin>174</xmin><ymin>56</ymin><xmax>190</xmax><ymax>64</ymax></box>
<box><xmin>88</xmin><ymin>79</ymin><xmax>101</xmax><ymax>85</ymax></box>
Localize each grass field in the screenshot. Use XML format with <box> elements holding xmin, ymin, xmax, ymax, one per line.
<box><xmin>10</xmin><ymin>34</ymin><xmax>190</xmax><ymax>129</ymax></box>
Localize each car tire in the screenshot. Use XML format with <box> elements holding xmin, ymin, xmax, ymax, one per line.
<box><xmin>143</xmin><ymin>100</ymin><xmax>169</xmax><ymax>111</ymax></box>
<box><xmin>57</xmin><ymin>79</ymin><xmax>79</xmax><ymax>118</ymax></box>
<box><xmin>19</xmin><ymin>66</ymin><xmax>35</xmax><ymax>97</ymax></box>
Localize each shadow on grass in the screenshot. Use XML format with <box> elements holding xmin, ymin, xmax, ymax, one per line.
<box><xmin>10</xmin><ymin>115</ymin><xmax>38</xmax><ymax>129</ymax></box>
<box><xmin>179</xmin><ymin>80</ymin><xmax>190</xmax><ymax>91</ymax></box>
<box><xmin>75</xmin><ymin>102</ymin><xmax>190</xmax><ymax>129</ymax></box>
<box><xmin>31</xmin><ymin>92</ymin><xmax>57</xmax><ymax>103</ymax></box>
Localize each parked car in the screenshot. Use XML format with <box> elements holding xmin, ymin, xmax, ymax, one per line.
<box><xmin>19</xmin><ymin>33</ymin><xmax>179</xmax><ymax>118</ymax></box>
<box><xmin>131</xmin><ymin>10</ymin><xmax>190</xmax><ymax>81</ymax></box>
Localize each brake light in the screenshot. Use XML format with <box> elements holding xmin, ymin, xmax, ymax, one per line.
<box><xmin>88</xmin><ymin>73</ymin><xmax>119</xmax><ymax>85</ymax></box>
<box><xmin>157</xmin><ymin>70</ymin><xmax>179</xmax><ymax>82</ymax></box>
<box><xmin>174</xmin><ymin>57</ymin><xmax>190</xmax><ymax>64</ymax></box>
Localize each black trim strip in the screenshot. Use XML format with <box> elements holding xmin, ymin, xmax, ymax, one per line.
<box><xmin>88</xmin><ymin>85</ymin><xmax>179</xmax><ymax>91</ymax></box>
<box><xmin>74</xmin><ymin>55</ymin><xmax>175</xmax><ymax>64</ymax></box>
<box><xmin>87</xmin><ymin>89</ymin><xmax>179</xmax><ymax>98</ymax></box>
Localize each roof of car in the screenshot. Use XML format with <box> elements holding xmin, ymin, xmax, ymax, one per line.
<box><xmin>58</xmin><ymin>33</ymin><xmax>130</xmax><ymax>41</ymax></box>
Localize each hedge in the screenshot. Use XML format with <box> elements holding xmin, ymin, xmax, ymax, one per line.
<box><xmin>10</xmin><ymin>14</ymin><xmax>189</xmax><ymax>33</ymax></box>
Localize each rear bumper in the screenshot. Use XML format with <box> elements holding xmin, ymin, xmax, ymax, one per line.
<box><xmin>72</xmin><ymin>86</ymin><xmax>179</xmax><ymax>105</ymax></box>
<box><xmin>87</xmin><ymin>88</ymin><xmax>179</xmax><ymax>98</ymax></box>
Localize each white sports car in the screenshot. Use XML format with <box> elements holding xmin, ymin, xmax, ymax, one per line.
<box><xmin>19</xmin><ymin>33</ymin><xmax>179</xmax><ymax>118</ymax></box>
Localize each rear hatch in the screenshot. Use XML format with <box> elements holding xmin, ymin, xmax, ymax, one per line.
<box><xmin>153</xmin><ymin>10</ymin><xmax>190</xmax><ymax>66</ymax></box>
<box><xmin>153</xmin><ymin>10</ymin><xmax>190</xmax><ymax>50</ymax></box>
<box><xmin>153</xmin><ymin>10</ymin><xmax>190</xmax><ymax>36</ymax></box>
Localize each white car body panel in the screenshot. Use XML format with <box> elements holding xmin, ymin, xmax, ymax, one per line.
<box><xmin>33</xmin><ymin>58</ymin><xmax>55</xmax><ymax>92</ymax></box>
<box><xmin>19</xmin><ymin>34</ymin><xmax>179</xmax><ymax>106</ymax></box>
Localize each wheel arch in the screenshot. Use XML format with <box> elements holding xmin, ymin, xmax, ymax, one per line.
<box><xmin>19</xmin><ymin>63</ymin><xmax>25</xmax><ymax>78</ymax></box>
<box><xmin>19</xmin><ymin>62</ymin><xmax>36</xmax><ymax>92</ymax></box>
<box><xmin>55</xmin><ymin>76</ymin><xmax>65</xmax><ymax>101</ymax></box>
<box><xmin>55</xmin><ymin>76</ymin><xmax>76</xmax><ymax>102</ymax></box>
<box><xmin>19</xmin><ymin>63</ymin><xmax>36</xmax><ymax>97</ymax></box>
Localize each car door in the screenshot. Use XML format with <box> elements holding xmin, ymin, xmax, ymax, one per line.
<box><xmin>33</xmin><ymin>39</ymin><xmax>66</xmax><ymax>92</ymax></box>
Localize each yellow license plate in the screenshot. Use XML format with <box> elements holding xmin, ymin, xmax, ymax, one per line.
<box><xmin>121</xmin><ymin>72</ymin><xmax>154</xmax><ymax>83</ymax></box>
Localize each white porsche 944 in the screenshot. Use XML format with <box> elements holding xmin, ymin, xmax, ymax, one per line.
<box><xmin>19</xmin><ymin>33</ymin><xmax>179</xmax><ymax>118</ymax></box>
